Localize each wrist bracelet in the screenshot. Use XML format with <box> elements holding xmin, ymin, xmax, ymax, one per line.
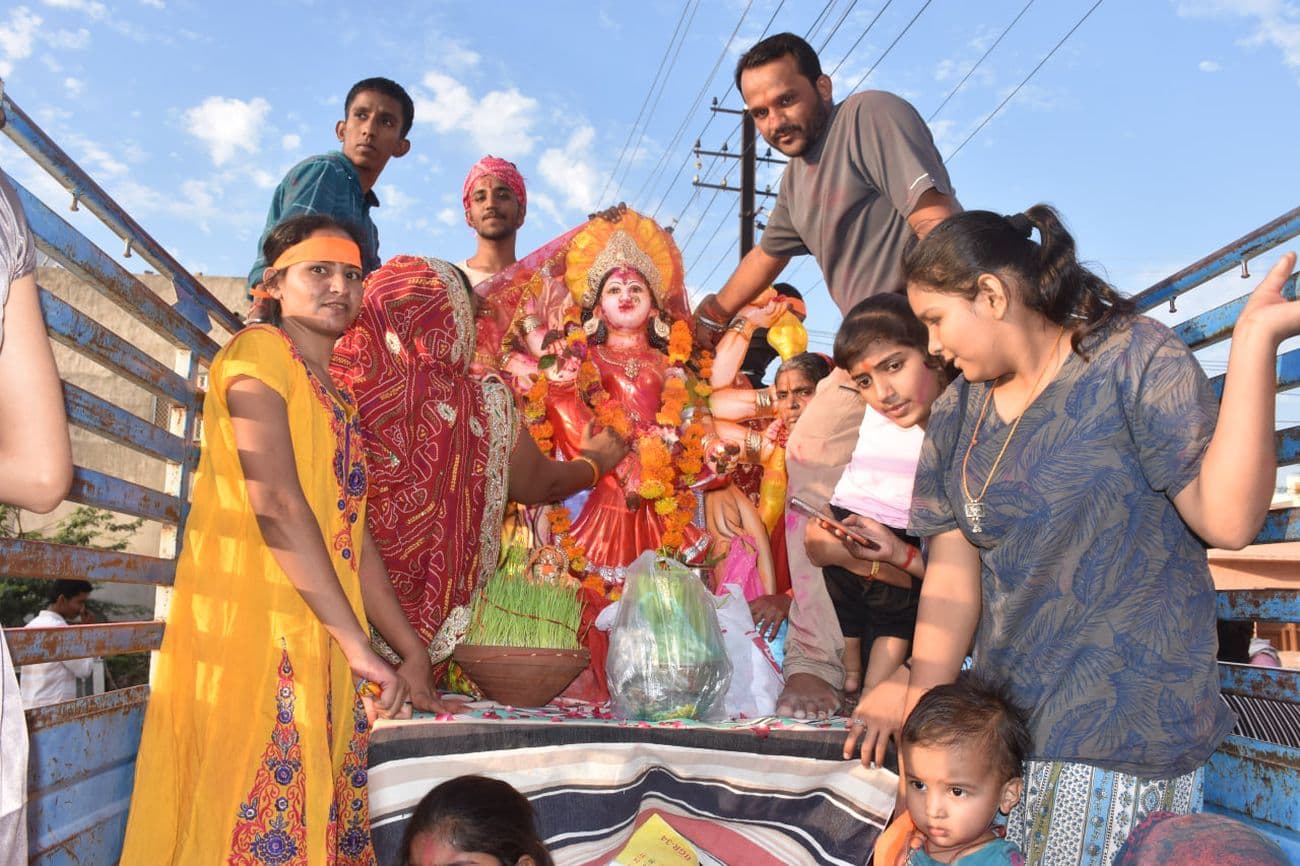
<box><xmin>753</xmin><ymin>389</ymin><xmax>774</xmax><ymax>414</ymax></box>
<box><xmin>869</xmin><ymin>559</ymin><xmax>880</xmax><ymax>578</ymax></box>
<box><xmin>521</xmin><ymin>315</ymin><xmax>543</xmax><ymax>333</ymax></box>
<box><xmin>574</xmin><ymin>455</ymin><xmax>600</xmax><ymax>489</ymax></box>
<box><xmin>727</xmin><ymin>317</ymin><xmax>755</xmax><ymax>339</ymax></box>
<box><xmin>696</xmin><ymin>294</ymin><xmax>731</xmax><ymax>332</ymax></box>
<box><xmin>744</xmin><ymin>430</ymin><xmax>762</xmax><ymax>462</ymax></box>
<box><xmin>901</xmin><ymin>544</ymin><xmax>918</xmax><ymax>571</ymax></box>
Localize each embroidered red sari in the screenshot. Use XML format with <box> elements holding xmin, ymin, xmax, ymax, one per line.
<box><xmin>332</xmin><ymin>256</ymin><xmax>517</xmax><ymax>681</ymax></box>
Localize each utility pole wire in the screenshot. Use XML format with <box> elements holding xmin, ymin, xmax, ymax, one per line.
<box><xmin>818</xmin><ymin>0</ymin><xmax>862</xmax><ymax>53</ymax></box>
<box><xmin>596</xmin><ymin>0</ymin><xmax>695</xmax><ymax>205</ymax></box>
<box><xmin>846</xmin><ymin>0</ymin><xmax>934</xmax><ymax>94</ymax></box>
<box><xmin>946</xmin><ymin>0</ymin><xmax>1105</xmax><ymax>162</ymax></box>
<box><xmin>927</xmin><ymin>0</ymin><xmax>1035</xmax><ymax>122</ymax></box>
<box><xmin>827</xmin><ymin>0</ymin><xmax>894</xmax><ymax>78</ymax></box>
<box><xmin>629</xmin><ymin>0</ymin><xmax>756</xmax><ymax>207</ymax></box>
<box><xmin>611</xmin><ymin>0</ymin><xmax>702</xmax><ymax>201</ymax></box>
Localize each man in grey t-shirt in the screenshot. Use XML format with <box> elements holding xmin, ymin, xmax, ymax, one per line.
<box><xmin>692</xmin><ymin>33</ymin><xmax>960</xmax><ymax>718</ymax></box>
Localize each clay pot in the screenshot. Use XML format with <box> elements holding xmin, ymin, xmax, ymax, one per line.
<box><xmin>452</xmin><ymin>644</ymin><xmax>591</xmax><ymax>707</ymax></box>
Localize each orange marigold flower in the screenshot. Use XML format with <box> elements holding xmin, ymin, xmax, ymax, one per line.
<box><xmin>655</xmin><ymin>497</ymin><xmax>678</xmax><ymax>516</ymax></box>
<box><xmin>639</xmin><ymin>479</ymin><xmax>668</xmax><ymax>500</ymax></box>
<box><xmin>668</xmin><ymin>320</ymin><xmax>693</xmax><ymax>363</ymax></box>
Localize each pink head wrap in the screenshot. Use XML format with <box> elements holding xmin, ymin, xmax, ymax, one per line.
<box><xmin>461</xmin><ymin>156</ymin><xmax>527</xmax><ymax>212</ymax></box>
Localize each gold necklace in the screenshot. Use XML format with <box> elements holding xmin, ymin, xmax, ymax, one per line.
<box><xmin>960</xmin><ymin>326</ymin><xmax>1065</xmax><ymax>533</ymax></box>
<box><xmin>595</xmin><ymin>345</ymin><xmax>641</xmax><ymax>379</ymax></box>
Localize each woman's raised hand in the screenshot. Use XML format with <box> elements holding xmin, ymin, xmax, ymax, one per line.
<box><xmin>1237</xmin><ymin>252</ymin><xmax>1300</xmax><ymax>346</ymax></box>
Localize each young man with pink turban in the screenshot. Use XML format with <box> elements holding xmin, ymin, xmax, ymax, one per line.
<box><xmin>459</xmin><ymin>155</ymin><xmax>527</xmax><ymax>288</ymax></box>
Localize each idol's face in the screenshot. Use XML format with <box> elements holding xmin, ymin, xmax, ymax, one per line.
<box><xmin>598</xmin><ymin>268</ymin><xmax>654</xmax><ymax>332</ymax></box>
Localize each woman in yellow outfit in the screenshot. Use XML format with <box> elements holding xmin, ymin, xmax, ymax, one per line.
<box><xmin>121</xmin><ymin>215</ymin><xmax>438</xmax><ymax>865</ymax></box>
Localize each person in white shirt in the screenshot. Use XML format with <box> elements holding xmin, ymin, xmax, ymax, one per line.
<box><xmin>19</xmin><ymin>579</ymin><xmax>95</xmax><ymax>709</ymax></box>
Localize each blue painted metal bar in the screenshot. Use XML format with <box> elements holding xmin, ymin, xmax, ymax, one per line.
<box><xmin>1254</xmin><ymin>507</ymin><xmax>1300</xmax><ymax>543</ymax></box>
<box><xmin>4</xmin><ymin>172</ymin><xmax>221</xmax><ymax>361</ymax></box>
<box><xmin>1</xmin><ymin>91</ymin><xmax>242</xmax><ymax>335</ymax></box>
<box><xmin>1132</xmin><ymin>206</ymin><xmax>1300</xmax><ymax>312</ymax></box>
<box><xmin>4</xmin><ymin>623</ymin><xmax>163</xmax><ymax>666</ymax></box>
<box><xmin>26</xmin><ymin>687</ymin><xmax>145</xmax><ymax>866</ymax></box>
<box><xmin>69</xmin><ymin>466</ymin><xmax>182</xmax><ymax>524</ymax></box>
<box><xmin>1204</xmin><ymin>735</ymin><xmax>1299</xmax><ymax>834</ymax></box>
<box><xmin>1219</xmin><ymin>663</ymin><xmax>1299</xmax><ymax>704</ymax></box>
<box><xmin>63</xmin><ymin>382</ymin><xmax>192</xmax><ymax>466</ymax></box>
<box><xmin>1203</xmin><ymin>804</ymin><xmax>1300</xmax><ymax>865</ymax></box>
<box><xmin>1172</xmin><ymin>274</ymin><xmax>1299</xmax><ymax>351</ymax></box>
<box><xmin>1218</xmin><ymin>589</ymin><xmax>1300</xmax><ymax>623</ymax></box>
<box><xmin>38</xmin><ymin>287</ymin><xmax>196</xmax><ymax>408</ymax></box>
<box><xmin>1276</xmin><ymin>426</ymin><xmax>1300</xmax><ymax>467</ymax></box>
<box><xmin>1207</xmin><ymin>346</ymin><xmax>1300</xmax><ymax>399</ymax></box>
<box><xmin>0</xmin><ymin>537</ymin><xmax>175</xmax><ymax>586</ymax></box>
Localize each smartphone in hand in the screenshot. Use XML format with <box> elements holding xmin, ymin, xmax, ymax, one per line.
<box><xmin>788</xmin><ymin>496</ymin><xmax>879</xmax><ymax>550</ymax></box>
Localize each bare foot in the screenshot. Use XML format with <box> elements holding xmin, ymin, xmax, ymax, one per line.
<box><xmin>776</xmin><ymin>672</ymin><xmax>841</xmax><ymax>720</ymax></box>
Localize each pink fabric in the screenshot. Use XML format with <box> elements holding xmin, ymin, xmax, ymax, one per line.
<box><xmin>461</xmin><ymin>155</ymin><xmax>527</xmax><ymax>211</ymax></box>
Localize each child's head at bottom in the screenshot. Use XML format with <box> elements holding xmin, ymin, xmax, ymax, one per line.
<box><xmin>400</xmin><ymin>774</ymin><xmax>554</xmax><ymax>866</ymax></box>
<box><xmin>900</xmin><ymin>672</ymin><xmax>1031</xmax><ymax>855</ymax></box>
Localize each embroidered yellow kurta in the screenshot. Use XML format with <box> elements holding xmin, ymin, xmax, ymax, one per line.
<box><xmin>121</xmin><ymin>326</ymin><xmax>374</xmax><ymax>865</ymax></box>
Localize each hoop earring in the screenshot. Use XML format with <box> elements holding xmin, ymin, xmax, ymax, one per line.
<box><xmin>583</xmin><ymin>315</ymin><xmax>601</xmax><ymax>336</ymax></box>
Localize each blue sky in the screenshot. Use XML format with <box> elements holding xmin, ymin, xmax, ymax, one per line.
<box><xmin>2</xmin><ymin>0</ymin><xmax>1299</xmax><ymax>358</ymax></box>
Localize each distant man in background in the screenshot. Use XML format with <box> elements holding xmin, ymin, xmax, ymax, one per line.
<box><xmin>692</xmin><ymin>32</ymin><xmax>961</xmax><ymax>718</ymax></box>
<box><xmin>20</xmin><ymin>579</ymin><xmax>96</xmax><ymax>709</ymax></box>
<box><xmin>245</xmin><ymin>77</ymin><xmax>413</xmax><ymax>322</ymax></box>
<box><xmin>458</xmin><ymin>155</ymin><xmax>527</xmax><ymax>288</ymax></box>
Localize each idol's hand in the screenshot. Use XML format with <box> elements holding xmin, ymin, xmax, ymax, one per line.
<box><xmin>742</xmin><ymin>296</ymin><xmax>791</xmax><ymax>329</ymax></box>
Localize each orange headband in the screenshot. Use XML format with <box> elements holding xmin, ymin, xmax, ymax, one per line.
<box><xmin>271</xmin><ymin>236</ymin><xmax>363</xmax><ymax>271</ymax></box>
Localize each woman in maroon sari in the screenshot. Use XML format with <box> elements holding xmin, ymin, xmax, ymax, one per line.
<box><xmin>332</xmin><ymin>255</ymin><xmax>623</xmax><ymax>687</ymax></box>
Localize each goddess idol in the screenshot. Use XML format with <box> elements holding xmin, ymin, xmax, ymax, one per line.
<box><xmin>476</xmin><ymin>209</ymin><xmax>713</xmax><ymax>594</ymax></box>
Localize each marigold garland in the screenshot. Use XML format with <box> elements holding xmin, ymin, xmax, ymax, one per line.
<box><xmin>521</xmin><ymin>304</ymin><xmax>710</xmax><ymax>573</ymax></box>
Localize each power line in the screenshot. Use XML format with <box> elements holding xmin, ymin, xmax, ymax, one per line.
<box><xmin>649</xmin><ymin>0</ymin><xmax>788</xmax><ymax>217</ymax></box>
<box><xmin>611</xmin><ymin>0</ymin><xmax>703</xmax><ymax>201</ymax></box>
<box><xmin>817</xmin><ymin>0</ymin><xmax>862</xmax><ymax>53</ymax></box>
<box><xmin>946</xmin><ymin>0</ymin><xmax>1105</xmax><ymax>162</ymax></box>
<box><xmin>928</xmin><ymin>0</ymin><xmax>1034</xmax><ymax>122</ymax></box>
<box><xmin>846</xmin><ymin>0</ymin><xmax>934</xmax><ymax>94</ymax></box>
<box><xmin>827</xmin><ymin>0</ymin><xmax>894</xmax><ymax>78</ymax></box>
<box><xmin>596</xmin><ymin>0</ymin><xmax>695</xmax><ymax>205</ymax></box>
<box><xmin>804</xmin><ymin>0</ymin><xmax>841</xmax><ymax>43</ymax></box>
<box><xmin>629</xmin><ymin>0</ymin><xmax>756</xmax><ymax>208</ymax></box>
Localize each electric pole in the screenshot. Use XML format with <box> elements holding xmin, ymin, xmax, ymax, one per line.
<box><xmin>691</xmin><ymin>99</ymin><xmax>785</xmax><ymax>262</ymax></box>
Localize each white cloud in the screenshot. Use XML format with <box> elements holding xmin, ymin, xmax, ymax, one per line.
<box><xmin>250</xmin><ymin>169</ymin><xmax>276</xmax><ymax>190</ymax></box>
<box><xmin>1177</xmin><ymin>0</ymin><xmax>1300</xmax><ymax>72</ymax></box>
<box><xmin>281</xmin><ymin>133</ymin><xmax>301</xmax><ymax>151</ymax></box>
<box><xmin>63</xmin><ymin>76</ymin><xmax>82</xmax><ymax>96</ymax></box>
<box><xmin>44</xmin><ymin>27</ymin><xmax>89</xmax><ymax>49</ymax></box>
<box><xmin>537</xmin><ymin>124</ymin><xmax>602</xmax><ymax>213</ymax></box>
<box><xmin>436</xmin><ymin>208</ymin><xmax>459</xmax><ymax>226</ymax></box>
<box><xmin>140</xmin><ymin>0</ymin><xmax>165</xmax><ymax>7</ymax></box>
<box><xmin>525</xmin><ymin>190</ymin><xmax>566</xmax><ymax>228</ymax></box>
<box><xmin>40</xmin><ymin>0</ymin><xmax>106</xmax><ymax>19</ymax></box>
<box><xmin>440</xmin><ymin>40</ymin><xmax>480</xmax><ymax>72</ymax></box>
<box><xmin>412</xmin><ymin>71</ymin><xmax>539</xmax><ymax>155</ymax></box>
<box><xmin>1199</xmin><ymin>59</ymin><xmax>1222</xmax><ymax>72</ymax></box>
<box><xmin>68</xmin><ymin>133</ymin><xmax>126</xmax><ymax>177</ymax></box>
<box><xmin>0</xmin><ymin>6</ymin><xmax>41</xmax><ymax>77</ymax></box>
<box><xmin>183</xmin><ymin>95</ymin><xmax>272</xmax><ymax>166</ymax></box>
<box><xmin>376</xmin><ymin>183</ymin><xmax>416</xmax><ymax>216</ymax></box>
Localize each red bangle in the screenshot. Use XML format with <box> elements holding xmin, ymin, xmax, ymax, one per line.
<box><xmin>901</xmin><ymin>544</ymin><xmax>918</xmax><ymax>571</ymax></box>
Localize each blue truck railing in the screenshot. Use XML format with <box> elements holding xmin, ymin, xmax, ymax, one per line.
<box><xmin>2</xmin><ymin>81</ymin><xmax>1298</xmax><ymax>863</ymax></box>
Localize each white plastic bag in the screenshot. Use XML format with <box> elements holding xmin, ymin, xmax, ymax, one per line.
<box><xmin>714</xmin><ymin>584</ymin><xmax>784</xmax><ymax>718</ymax></box>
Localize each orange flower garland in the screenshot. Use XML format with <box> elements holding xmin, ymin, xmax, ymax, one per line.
<box><xmin>521</xmin><ymin>311</ymin><xmax>710</xmax><ymax>572</ymax></box>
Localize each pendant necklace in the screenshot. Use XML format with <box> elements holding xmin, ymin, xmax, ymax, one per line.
<box><xmin>596</xmin><ymin>345</ymin><xmax>641</xmax><ymax>380</ymax></box>
<box><xmin>960</xmin><ymin>326</ymin><xmax>1064</xmax><ymax>534</ymax></box>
